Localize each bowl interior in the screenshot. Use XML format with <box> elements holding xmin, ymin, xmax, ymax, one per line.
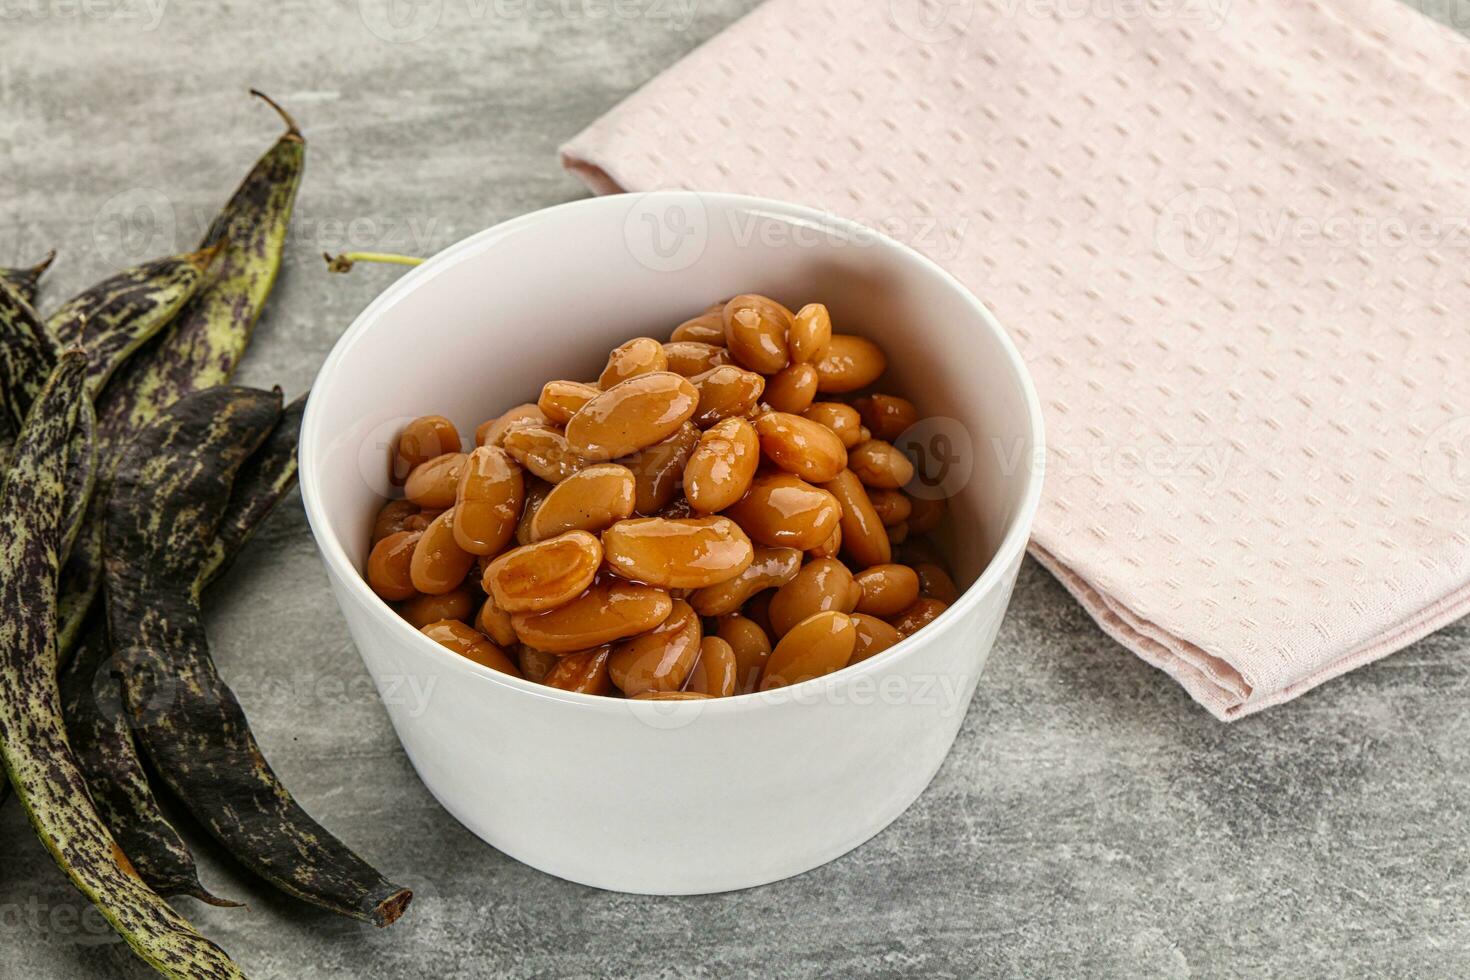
<box><xmin>304</xmin><ymin>193</ymin><xmax>1040</xmax><ymax>630</ymax></box>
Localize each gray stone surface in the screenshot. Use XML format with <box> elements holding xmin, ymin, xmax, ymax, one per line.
<box><xmin>3</xmin><ymin>2</ymin><xmax>1469</xmax><ymax>977</ymax></box>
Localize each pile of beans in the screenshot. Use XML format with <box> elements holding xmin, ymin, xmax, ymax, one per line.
<box><xmin>364</xmin><ymin>294</ymin><xmax>960</xmax><ymax>699</ymax></box>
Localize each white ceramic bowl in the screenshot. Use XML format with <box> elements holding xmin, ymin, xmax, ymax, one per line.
<box><xmin>300</xmin><ymin>192</ymin><xmax>1044</xmax><ymax>895</ymax></box>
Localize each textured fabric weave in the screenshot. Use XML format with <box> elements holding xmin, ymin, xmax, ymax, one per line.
<box><xmin>561</xmin><ymin>0</ymin><xmax>1470</xmax><ymax>719</ymax></box>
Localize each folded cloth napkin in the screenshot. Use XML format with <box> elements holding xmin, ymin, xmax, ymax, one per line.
<box><xmin>561</xmin><ymin>0</ymin><xmax>1470</xmax><ymax>720</ymax></box>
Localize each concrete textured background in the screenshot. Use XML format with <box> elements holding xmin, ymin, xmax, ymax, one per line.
<box><xmin>3</xmin><ymin>1</ymin><xmax>1469</xmax><ymax>977</ymax></box>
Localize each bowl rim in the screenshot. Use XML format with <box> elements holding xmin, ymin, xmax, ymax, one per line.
<box><xmin>300</xmin><ymin>190</ymin><xmax>1046</xmax><ymax>715</ymax></box>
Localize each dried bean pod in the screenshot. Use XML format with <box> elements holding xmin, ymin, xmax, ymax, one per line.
<box><xmin>47</xmin><ymin>244</ymin><xmax>223</xmax><ymax>395</ymax></box>
<box><xmin>105</xmin><ymin>386</ymin><xmax>411</xmax><ymax>928</ymax></box>
<box><xmin>0</xmin><ymin>352</ymin><xmax>246</xmax><ymax>978</ymax></box>
<box><xmin>0</xmin><ymin>282</ymin><xmax>53</xmax><ymax>436</ymax></box>
<box><xmin>51</xmin><ymin>106</ymin><xmax>310</xmax><ymax>880</ymax></box>
<box><xmin>198</xmin><ymin>392</ymin><xmax>307</xmax><ymax>587</ymax></box>
<box><xmin>60</xmin><ymin>625</ymin><xmax>236</xmax><ymax>906</ymax></box>
<box><xmin>98</xmin><ymin>93</ymin><xmax>304</xmax><ymax>438</ymax></box>
<box><xmin>6</xmin><ymin>397</ymin><xmax>92</xmax><ymax>798</ymax></box>
<box><xmin>57</xmin><ymin>94</ymin><xmax>307</xmax><ymax>662</ymax></box>
<box><xmin>54</xmin><ymin>510</ymin><xmax>102</xmax><ymax>660</ymax></box>
<box><xmin>0</xmin><ymin>249</ymin><xmax>55</xmax><ymax>306</ymax></box>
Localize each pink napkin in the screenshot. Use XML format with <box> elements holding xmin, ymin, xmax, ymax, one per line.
<box><xmin>560</xmin><ymin>0</ymin><xmax>1470</xmax><ymax>720</ymax></box>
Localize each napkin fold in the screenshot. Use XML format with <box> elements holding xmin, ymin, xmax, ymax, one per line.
<box><xmin>561</xmin><ymin>0</ymin><xmax>1470</xmax><ymax>719</ymax></box>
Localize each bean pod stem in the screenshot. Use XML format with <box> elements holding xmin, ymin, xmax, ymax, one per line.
<box><xmin>323</xmin><ymin>251</ymin><xmax>424</xmax><ymax>273</ymax></box>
